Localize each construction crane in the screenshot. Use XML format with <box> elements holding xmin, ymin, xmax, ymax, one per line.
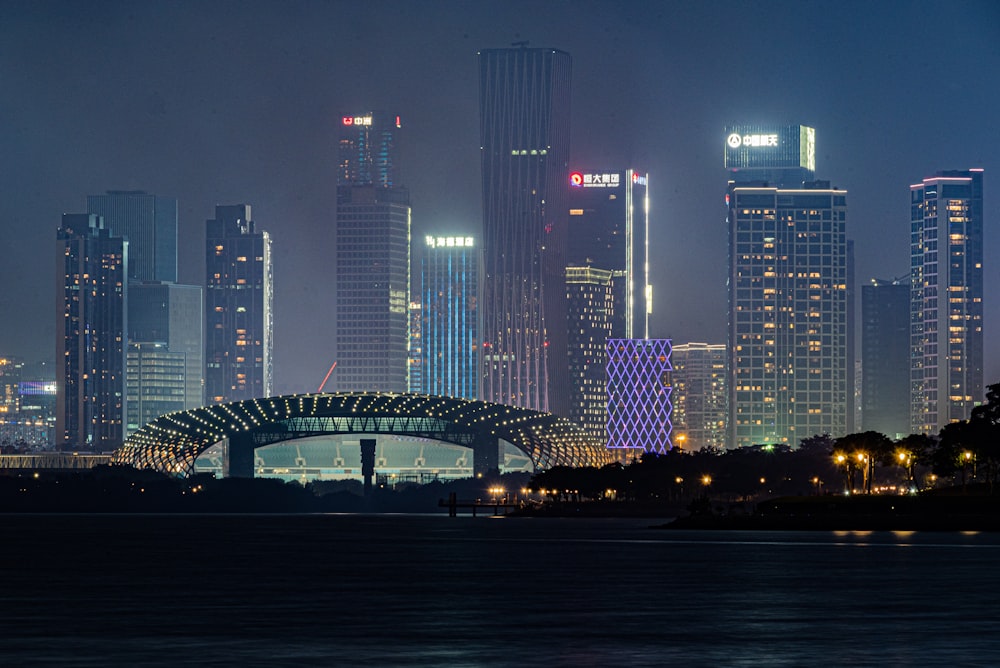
<box><xmin>317</xmin><ymin>361</ymin><xmax>337</xmax><ymax>393</ymax></box>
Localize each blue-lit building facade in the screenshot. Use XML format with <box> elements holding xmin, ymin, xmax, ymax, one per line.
<box><xmin>606</xmin><ymin>338</ymin><xmax>673</xmax><ymax>454</ymax></box>
<box><xmin>205</xmin><ymin>205</ymin><xmax>272</xmax><ymax>404</ymax></box>
<box><xmin>479</xmin><ymin>46</ymin><xmax>572</xmax><ymax>416</ymax></box>
<box><xmin>910</xmin><ymin>170</ymin><xmax>984</xmax><ymax>434</ymax></box>
<box><xmin>420</xmin><ymin>235</ymin><xmax>479</xmax><ymax>400</ymax></box>
<box><xmin>56</xmin><ymin>213</ymin><xmax>127</xmax><ymax>451</ymax></box>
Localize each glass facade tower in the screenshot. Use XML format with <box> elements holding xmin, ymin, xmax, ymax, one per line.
<box><xmin>86</xmin><ymin>191</ymin><xmax>177</xmax><ymax>283</ymax></box>
<box><xmin>334</xmin><ymin>186</ymin><xmax>410</xmax><ymax>393</ymax></box>
<box><xmin>205</xmin><ymin>205</ymin><xmax>272</xmax><ymax>404</ymax></box>
<box><xmin>910</xmin><ymin>170</ymin><xmax>984</xmax><ymax>434</ymax></box>
<box><xmin>479</xmin><ymin>46</ymin><xmax>572</xmax><ymax>415</ymax></box>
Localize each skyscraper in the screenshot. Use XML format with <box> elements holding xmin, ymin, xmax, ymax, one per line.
<box><xmin>56</xmin><ymin>214</ymin><xmax>127</xmax><ymax>451</ymax></box>
<box><xmin>565</xmin><ymin>266</ymin><xmax>613</xmax><ymax>436</ymax></box>
<box><xmin>861</xmin><ymin>277</ymin><xmax>910</xmax><ymax>438</ymax></box>
<box><xmin>334</xmin><ymin>111</ymin><xmax>411</xmax><ymax>394</ymax></box>
<box><xmin>205</xmin><ymin>205</ymin><xmax>272</xmax><ymax>404</ymax></box>
<box><xmin>479</xmin><ymin>46</ymin><xmax>572</xmax><ymax>415</ymax></box>
<box><xmin>728</xmin><ymin>179</ymin><xmax>849</xmax><ymax>449</ymax></box>
<box><xmin>726</xmin><ymin>125</ymin><xmax>850</xmax><ymax>449</ymax></box>
<box><xmin>420</xmin><ymin>235</ymin><xmax>479</xmax><ymax>399</ymax></box>
<box><xmin>86</xmin><ymin>191</ymin><xmax>177</xmax><ymax>283</ymax></box>
<box><xmin>335</xmin><ymin>192</ymin><xmax>410</xmax><ymax>393</ymax></box>
<box><xmin>910</xmin><ymin>169</ymin><xmax>984</xmax><ymax>434</ymax></box>
<box><xmin>670</xmin><ymin>343</ymin><xmax>727</xmax><ymax>451</ymax></box>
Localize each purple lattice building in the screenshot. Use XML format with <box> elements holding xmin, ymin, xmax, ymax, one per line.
<box><xmin>606</xmin><ymin>338</ymin><xmax>673</xmax><ymax>454</ymax></box>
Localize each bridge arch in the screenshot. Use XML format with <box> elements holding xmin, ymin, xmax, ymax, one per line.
<box><xmin>113</xmin><ymin>392</ymin><xmax>613</xmax><ymax>477</ymax></box>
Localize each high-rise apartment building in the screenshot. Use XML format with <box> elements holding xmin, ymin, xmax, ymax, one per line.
<box><xmin>861</xmin><ymin>277</ymin><xmax>910</xmax><ymax>438</ymax></box>
<box><xmin>479</xmin><ymin>46</ymin><xmax>572</xmax><ymax>415</ymax></box>
<box><xmin>205</xmin><ymin>205</ymin><xmax>272</xmax><ymax>404</ymax></box>
<box><xmin>56</xmin><ymin>214</ymin><xmax>127</xmax><ymax>451</ymax></box>
<box><xmin>910</xmin><ymin>169</ymin><xmax>984</xmax><ymax>434</ymax></box>
<box><xmin>670</xmin><ymin>343</ymin><xmax>727</xmax><ymax>451</ymax></box>
<box><xmin>726</xmin><ymin>125</ymin><xmax>850</xmax><ymax>449</ymax></box>
<box><xmin>408</xmin><ymin>300</ymin><xmax>422</xmax><ymax>394</ymax></box>
<box><xmin>420</xmin><ymin>235</ymin><xmax>479</xmax><ymax>399</ymax></box>
<box><xmin>727</xmin><ymin>180</ymin><xmax>849</xmax><ymax>448</ymax></box>
<box><xmin>86</xmin><ymin>191</ymin><xmax>177</xmax><ymax>283</ymax></box>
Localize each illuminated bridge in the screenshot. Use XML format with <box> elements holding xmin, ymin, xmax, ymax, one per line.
<box><xmin>112</xmin><ymin>392</ymin><xmax>614</xmax><ymax>478</ymax></box>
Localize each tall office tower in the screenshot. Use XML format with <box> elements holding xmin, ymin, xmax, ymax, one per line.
<box><xmin>910</xmin><ymin>170</ymin><xmax>984</xmax><ymax>434</ymax></box>
<box><xmin>335</xmin><ymin>111</ymin><xmax>410</xmax><ymax>393</ymax></box>
<box><xmin>205</xmin><ymin>205</ymin><xmax>272</xmax><ymax>404</ymax></box>
<box><xmin>606</xmin><ymin>338</ymin><xmax>673</xmax><ymax>454</ymax></box>
<box><xmin>338</xmin><ymin>112</ymin><xmax>401</xmax><ymax>189</ymax></box>
<box><xmin>567</xmin><ymin>169</ymin><xmax>651</xmax><ymax>338</ymax></box>
<box><xmin>420</xmin><ymin>235</ymin><xmax>479</xmax><ymax>399</ymax></box>
<box><xmin>479</xmin><ymin>46</ymin><xmax>572</xmax><ymax>415</ymax></box>
<box><xmin>669</xmin><ymin>343</ymin><xmax>727</xmax><ymax>451</ymax></box>
<box><xmin>408</xmin><ymin>300</ymin><xmax>422</xmax><ymax>393</ymax></box>
<box><xmin>86</xmin><ymin>191</ymin><xmax>177</xmax><ymax>282</ymax></box>
<box><xmin>128</xmin><ymin>282</ymin><xmax>203</xmax><ymax>412</ymax></box>
<box><xmin>565</xmin><ymin>266</ymin><xmax>613</xmax><ymax>436</ymax></box>
<box><xmin>334</xmin><ymin>186</ymin><xmax>410</xmax><ymax>393</ymax></box>
<box><xmin>56</xmin><ymin>214</ymin><xmax>127</xmax><ymax>451</ymax></box>
<box><xmin>861</xmin><ymin>278</ymin><xmax>910</xmax><ymax>438</ymax></box>
<box><xmin>727</xmin><ymin>180</ymin><xmax>849</xmax><ymax>448</ymax></box>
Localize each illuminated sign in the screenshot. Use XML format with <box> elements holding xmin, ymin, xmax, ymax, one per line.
<box><xmin>727</xmin><ymin>133</ymin><xmax>779</xmax><ymax>148</ymax></box>
<box><xmin>570</xmin><ymin>172</ymin><xmax>621</xmax><ymax>188</ymax></box>
<box><xmin>342</xmin><ymin>115</ymin><xmax>373</xmax><ymax>127</ymax></box>
<box><xmin>426</xmin><ymin>236</ymin><xmax>475</xmax><ymax>248</ymax></box>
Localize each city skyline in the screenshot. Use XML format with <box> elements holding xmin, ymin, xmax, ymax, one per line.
<box><xmin>2</xmin><ymin>1</ymin><xmax>998</xmax><ymax>395</ymax></box>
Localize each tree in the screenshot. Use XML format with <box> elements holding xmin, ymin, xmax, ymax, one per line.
<box><xmin>834</xmin><ymin>431</ymin><xmax>893</xmax><ymax>493</ymax></box>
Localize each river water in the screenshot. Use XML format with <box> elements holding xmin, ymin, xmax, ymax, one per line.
<box><xmin>2</xmin><ymin>514</ymin><xmax>998</xmax><ymax>666</ymax></box>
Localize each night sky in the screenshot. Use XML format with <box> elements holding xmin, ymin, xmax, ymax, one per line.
<box><xmin>2</xmin><ymin>0</ymin><xmax>998</xmax><ymax>394</ymax></box>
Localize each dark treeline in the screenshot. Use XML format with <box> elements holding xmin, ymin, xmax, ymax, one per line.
<box><xmin>0</xmin><ymin>467</ymin><xmax>532</xmax><ymax>514</ymax></box>
<box><xmin>530</xmin><ymin>382</ymin><xmax>1000</xmax><ymax>501</ymax></box>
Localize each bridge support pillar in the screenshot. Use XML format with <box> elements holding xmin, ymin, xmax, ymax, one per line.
<box><xmin>472</xmin><ymin>433</ymin><xmax>500</xmax><ymax>478</ymax></box>
<box><xmin>226</xmin><ymin>432</ymin><xmax>255</xmax><ymax>478</ymax></box>
<box><xmin>360</xmin><ymin>438</ymin><xmax>376</xmax><ymax>497</ymax></box>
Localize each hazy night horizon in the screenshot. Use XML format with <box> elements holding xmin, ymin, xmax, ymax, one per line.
<box><xmin>2</xmin><ymin>0</ymin><xmax>998</xmax><ymax>394</ymax></box>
